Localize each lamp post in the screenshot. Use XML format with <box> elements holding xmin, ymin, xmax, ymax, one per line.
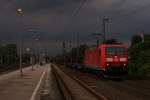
<box><xmin>28</xmin><ymin>29</ymin><xmax>37</xmax><ymax>71</ymax></box>
<box><xmin>69</xmin><ymin>41</ymin><xmax>73</xmax><ymax>64</ymax></box>
<box><xmin>62</xmin><ymin>42</ymin><xmax>66</xmax><ymax>65</ymax></box>
<box><xmin>35</xmin><ymin>38</ymin><xmax>39</xmax><ymax>68</ymax></box>
<box><xmin>76</xmin><ymin>33</ymin><xmax>79</xmax><ymax>64</ymax></box>
<box><xmin>17</xmin><ymin>8</ymin><xmax>23</xmax><ymax>76</ymax></box>
<box><xmin>26</xmin><ymin>47</ymin><xmax>34</xmax><ymax>71</ymax></box>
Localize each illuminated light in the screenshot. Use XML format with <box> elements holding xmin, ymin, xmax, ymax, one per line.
<box><xmin>17</xmin><ymin>8</ymin><xmax>23</xmax><ymax>15</ymax></box>
<box><xmin>107</xmin><ymin>64</ymin><xmax>110</xmax><ymax>66</ymax></box>
<box><xmin>120</xmin><ymin>58</ymin><xmax>127</xmax><ymax>61</ymax></box>
<box><xmin>124</xmin><ymin>64</ymin><xmax>126</xmax><ymax>66</ymax></box>
<box><xmin>106</xmin><ymin>58</ymin><xmax>113</xmax><ymax>62</ymax></box>
<box><xmin>17</xmin><ymin>8</ymin><xmax>22</xmax><ymax>12</ymax></box>
<box><xmin>114</xmin><ymin>56</ymin><xmax>117</xmax><ymax>58</ymax></box>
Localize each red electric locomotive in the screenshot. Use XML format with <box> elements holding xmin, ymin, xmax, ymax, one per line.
<box><xmin>84</xmin><ymin>43</ymin><xmax>128</xmax><ymax>76</ymax></box>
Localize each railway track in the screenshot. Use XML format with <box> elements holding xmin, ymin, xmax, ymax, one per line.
<box><xmin>59</xmin><ymin>64</ymin><xmax>150</xmax><ymax>100</ymax></box>
<box><xmin>52</xmin><ymin>64</ymin><xmax>108</xmax><ymax>100</ymax></box>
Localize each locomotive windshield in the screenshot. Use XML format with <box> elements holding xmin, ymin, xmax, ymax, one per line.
<box><xmin>106</xmin><ymin>47</ymin><xmax>125</xmax><ymax>55</ymax></box>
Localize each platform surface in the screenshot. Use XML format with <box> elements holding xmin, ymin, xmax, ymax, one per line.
<box><xmin>0</xmin><ymin>64</ymin><xmax>48</xmax><ymax>100</ymax></box>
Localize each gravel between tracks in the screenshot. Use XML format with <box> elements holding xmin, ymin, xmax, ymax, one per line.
<box><xmin>60</xmin><ymin>65</ymin><xmax>150</xmax><ymax>100</ymax></box>
<box><xmin>53</xmin><ymin>65</ymin><xmax>108</xmax><ymax>100</ymax></box>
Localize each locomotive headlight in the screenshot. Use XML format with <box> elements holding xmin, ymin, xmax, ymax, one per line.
<box><xmin>106</xmin><ymin>58</ymin><xmax>113</xmax><ymax>62</ymax></box>
<box><xmin>124</xmin><ymin>63</ymin><xmax>126</xmax><ymax>66</ymax></box>
<box><xmin>107</xmin><ymin>63</ymin><xmax>110</xmax><ymax>66</ymax></box>
<box><xmin>120</xmin><ymin>58</ymin><xmax>127</xmax><ymax>61</ymax></box>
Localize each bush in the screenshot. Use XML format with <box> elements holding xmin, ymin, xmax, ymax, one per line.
<box><xmin>128</xmin><ymin>49</ymin><xmax>150</xmax><ymax>77</ymax></box>
<box><xmin>128</xmin><ymin>62</ymin><xmax>137</xmax><ymax>75</ymax></box>
<box><xmin>138</xmin><ymin>65</ymin><xmax>150</xmax><ymax>76</ymax></box>
<box><xmin>129</xmin><ymin>34</ymin><xmax>150</xmax><ymax>77</ymax></box>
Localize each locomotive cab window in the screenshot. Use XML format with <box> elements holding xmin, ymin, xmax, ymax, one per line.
<box><xmin>106</xmin><ymin>47</ymin><xmax>125</xmax><ymax>55</ymax></box>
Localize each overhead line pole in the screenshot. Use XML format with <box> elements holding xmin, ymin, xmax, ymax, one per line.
<box><xmin>28</xmin><ymin>29</ymin><xmax>37</xmax><ymax>71</ymax></box>
<box><xmin>62</xmin><ymin>42</ymin><xmax>66</xmax><ymax>65</ymax></box>
<box><xmin>76</xmin><ymin>33</ymin><xmax>79</xmax><ymax>64</ymax></box>
<box><xmin>35</xmin><ymin>38</ymin><xmax>39</xmax><ymax>68</ymax></box>
<box><xmin>102</xmin><ymin>18</ymin><xmax>109</xmax><ymax>42</ymax></box>
<box><xmin>92</xmin><ymin>18</ymin><xmax>109</xmax><ymax>45</ymax></box>
<box><xmin>58</xmin><ymin>0</ymin><xmax>87</xmax><ymax>65</ymax></box>
<box><xmin>69</xmin><ymin>41</ymin><xmax>73</xmax><ymax>64</ymax></box>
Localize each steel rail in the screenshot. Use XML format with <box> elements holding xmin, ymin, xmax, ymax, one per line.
<box><xmin>52</xmin><ymin>66</ymin><xmax>74</xmax><ymax>100</ymax></box>
<box><xmin>52</xmin><ymin>64</ymin><xmax>108</xmax><ymax>100</ymax></box>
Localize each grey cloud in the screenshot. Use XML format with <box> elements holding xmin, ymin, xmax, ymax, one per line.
<box><xmin>0</xmin><ymin>0</ymin><xmax>150</xmax><ymax>56</ymax></box>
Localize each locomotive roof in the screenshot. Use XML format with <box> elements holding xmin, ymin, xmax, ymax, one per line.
<box><xmin>101</xmin><ymin>44</ymin><xmax>127</xmax><ymax>47</ymax></box>
<box><xmin>86</xmin><ymin>44</ymin><xmax>127</xmax><ymax>52</ymax></box>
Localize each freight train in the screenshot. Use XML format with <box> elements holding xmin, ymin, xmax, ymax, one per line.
<box><xmin>84</xmin><ymin>43</ymin><xmax>128</xmax><ymax>76</ymax></box>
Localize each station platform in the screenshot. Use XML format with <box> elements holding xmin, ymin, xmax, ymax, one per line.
<box><xmin>0</xmin><ymin>64</ymin><xmax>48</xmax><ymax>100</ymax></box>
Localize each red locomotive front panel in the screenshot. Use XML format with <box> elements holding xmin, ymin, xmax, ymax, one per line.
<box><xmin>103</xmin><ymin>45</ymin><xmax>128</xmax><ymax>75</ymax></box>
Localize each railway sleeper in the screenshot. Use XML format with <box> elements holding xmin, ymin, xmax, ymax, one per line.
<box><xmin>52</xmin><ymin>64</ymin><xmax>107</xmax><ymax>100</ymax></box>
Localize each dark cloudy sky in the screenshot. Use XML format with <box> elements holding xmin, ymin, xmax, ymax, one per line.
<box><xmin>0</xmin><ymin>0</ymin><xmax>150</xmax><ymax>56</ymax></box>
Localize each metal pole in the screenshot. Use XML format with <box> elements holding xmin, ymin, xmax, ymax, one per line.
<box><xmin>31</xmin><ymin>54</ymin><xmax>34</xmax><ymax>71</ymax></box>
<box><xmin>31</xmin><ymin>43</ymin><xmax>34</xmax><ymax>71</ymax></box>
<box><xmin>96</xmin><ymin>39</ymin><xmax>99</xmax><ymax>47</ymax></box>
<box><xmin>19</xmin><ymin>37</ymin><xmax>23</xmax><ymax>76</ymax></box>
<box><xmin>62</xmin><ymin>42</ymin><xmax>66</xmax><ymax>65</ymax></box>
<box><xmin>76</xmin><ymin>33</ymin><xmax>79</xmax><ymax>64</ymax></box>
<box><xmin>102</xmin><ymin>18</ymin><xmax>109</xmax><ymax>42</ymax></box>
<box><xmin>17</xmin><ymin>8</ymin><xmax>23</xmax><ymax>76</ymax></box>
<box><xmin>35</xmin><ymin>38</ymin><xmax>39</xmax><ymax>68</ymax></box>
<box><xmin>102</xmin><ymin>19</ymin><xmax>106</xmax><ymax>42</ymax></box>
<box><xmin>69</xmin><ymin>41</ymin><xmax>72</xmax><ymax>64</ymax></box>
<box><xmin>20</xmin><ymin>13</ymin><xmax>23</xmax><ymax>76</ymax></box>
<box><xmin>28</xmin><ymin>29</ymin><xmax>37</xmax><ymax>71</ymax></box>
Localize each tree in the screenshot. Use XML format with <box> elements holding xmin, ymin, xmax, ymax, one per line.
<box><xmin>131</xmin><ymin>35</ymin><xmax>142</xmax><ymax>46</ymax></box>
<box><xmin>129</xmin><ymin>34</ymin><xmax>150</xmax><ymax>76</ymax></box>
<box><xmin>0</xmin><ymin>44</ymin><xmax>18</xmax><ymax>66</ymax></box>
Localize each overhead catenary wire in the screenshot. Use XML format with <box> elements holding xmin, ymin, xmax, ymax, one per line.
<box><xmin>55</xmin><ymin>0</ymin><xmax>87</xmax><ymax>44</ymax></box>
<box><xmin>88</xmin><ymin>0</ymin><xmax>150</xmax><ymax>39</ymax></box>
<box><xmin>110</xmin><ymin>2</ymin><xmax>150</xmax><ymax>24</ymax></box>
<box><xmin>71</xmin><ymin>0</ymin><xmax>87</xmax><ymax>17</ymax></box>
<box><xmin>64</xmin><ymin>0</ymin><xmax>87</xmax><ymax>34</ymax></box>
<box><xmin>62</xmin><ymin>0</ymin><xmax>87</xmax><ymax>64</ymax></box>
<box><xmin>57</xmin><ymin>0</ymin><xmax>87</xmax><ymax>46</ymax></box>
